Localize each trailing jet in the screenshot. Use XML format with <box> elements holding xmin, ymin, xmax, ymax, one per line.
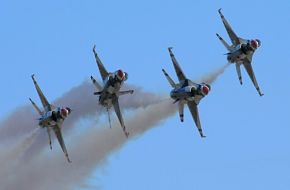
<box><xmin>90</xmin><ymin>45</ymin><xmax>133</xmax><ymax>138</ymax></box>
<box><xmin>29</xmin><ymin>75</ymin><xmax>72</xmax><ymax>163</ymax></box>
<box><xmin>216</xmin><ymin>8</ymin><xmax>264</xmax><ymax>96</ymax></box>
<box><xmin>162</xmin><ymin>47</ymin><xmax>210</xmax><ymax>138</ymax></box>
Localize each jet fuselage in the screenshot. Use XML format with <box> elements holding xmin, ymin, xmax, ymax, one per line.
<box><xmin>227</xmin><ymin>42</ymin><xmax>256</xmax><ymax>63</ymax></box>
<box><xmin>38</xmin><ymin>107</ymin><xmax>71</xmax><ymax>127</ymax></box>
<box><xmin>99</xmin><ymin>71</ymin><xmax>127</xmax><ymax>107</ymax></box>
<box><xmin>170</xmin><ymin>80</ymin><xmax>210</xmax><ymax>103</ymax></box>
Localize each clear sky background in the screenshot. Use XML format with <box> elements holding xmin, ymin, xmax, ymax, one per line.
<box><xmin>0</xmin><ymin>0</ymin><xmax>290</xmax><ymax>189</ymax></box>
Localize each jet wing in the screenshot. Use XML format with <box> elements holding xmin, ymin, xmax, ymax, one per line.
<box><xmin>168</xmin><ymin>47</ymin><xmax>187</xmax><ymax>82</ymax></box>
<box><xmin>93</xmin><ymin>45</ymin><xmax>109</xmax><ymax>81</ymax></box>
<box><xmin>243</xmin><ymin>55</ymin><xmax>264</xmax><ymax>96</ymax></box>
<box><xmin>31</xmin><ymin>75</ymin><xmax>52</xmax><ymax>111</ymax></box>
<box><xmin>112</xmin><ymin>96</ymin><xmax>129</xmax><ymax>137</ymax></box>
<box><xmin>187</xmin><ymin>101</ymin><xmax>206</xmax><ymax>138</ymax></box>
<box><xmin>218</xmin><ymin>9</ymin><xmax>240</xmax><ymax>46</ymax></box>
<box><xmin>53</xmin><ymin>124</ymin><xmax>71</xmax><ymax>163</ymax></box>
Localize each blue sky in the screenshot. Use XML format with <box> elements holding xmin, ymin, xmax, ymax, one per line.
<box><xmin>1</xmin><ymin>0</ymin><xmax>290</xmax><ymax>189</ymax></box>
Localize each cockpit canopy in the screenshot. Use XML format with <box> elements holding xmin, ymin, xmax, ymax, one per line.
<box><xmin>115</xmin><ymin>69</ymin><xmax>128</xmax><ymax>81</ymax></box>
<box><xmin>60</xmin><ymin>107</ymin><xmax>71</xmax><ymax>118</ymax></box>
<box><xmin>250</xmin><ymin>39</ymin><xmax>261</xmax><ymax>49</ymax></box>
<box><xmin>200</xmin><ymin>84</ymin><xmax>211</xmax><ymax>96</ymax></box>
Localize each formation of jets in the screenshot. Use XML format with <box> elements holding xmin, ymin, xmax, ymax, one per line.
<box><xmin>28</xmin><ymin>9</ymin><xmax>264</xmax><ymax>162</ymax></box>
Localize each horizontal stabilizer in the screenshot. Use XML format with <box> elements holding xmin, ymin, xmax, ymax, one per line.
<box><xmin>162</xmin><ymin>69</ymin><xmax>176</xmax><ymax>88</ymax></box>
<box><xmin>119</xmin><ymin>90</ymin><xmax>134</xmax><ymax>96</ymax></box>
<box><xmin>216</xmin><ymin>33</ymin><xmax>231</xmax><ymax>51</ymax></box>
<box><xmin>93</xmin><ymin>91</ymin><xmax>102</xmax><ymax>95</ymax></box>
<box><xmin>90</xmin><ymin>76</ymin><xmax>103</xmax><ymax>91</ymax></box>
<box><xmin>29</xmin><ymin>98</ymin><xmax>42</xmax><ymax>115</ymax></box>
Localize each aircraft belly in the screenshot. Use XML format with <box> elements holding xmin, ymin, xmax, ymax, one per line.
<box><xmin>99</xmin><ymin>94</ymin><xmax>113</xmax><ymax>107</ymax></box>
<box><xmin>228</xmin><ymin>50</ymin><xmax>247</xmax><ymax>63</ymax></box>
<box><xmin>170</xmin><ymin>91</ymin><xmax>191</xmax><ymax>99</ymax></box>
<box><xmin>39</xmin><ymin>118</ymin><xmax>56</xmax><ymax>127</ymax></box>
<box><xmin>186</xmin><ymin>97</ymin><xmax>195</xmax><ymax>101</ymax></box>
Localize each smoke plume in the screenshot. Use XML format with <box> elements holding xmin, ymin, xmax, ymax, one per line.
<box><xmin>0</xmin><ymin>81</ymin><xmax>162</xmax><ymax>159</ymax></box>
<box><xmin>0</xmin><ymin>64</ymin><xmax>229</xmax><ymax>190</ymax></box>
<box><xmin>195</xmin><ymin>63</ymin><xmax>230</xmax><ymax>84</ymax></box>
<box><xmin>1</xmin><ymin>99</ymin><xmax>176</xmax><ymax>190</ymax></box>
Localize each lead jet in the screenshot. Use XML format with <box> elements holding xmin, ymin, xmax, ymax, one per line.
<box><xmin>90</xmin><ymin>46</ymin><xmax>133</xmax><ymax>138</ymax></box>
<box><xmin>29</xmin><ymin>75</ymin><xmax>72</xmax><ymax>163</ymax></box>
<box><xmin>216</xmin><ymin>8</ymin><xmax>264</xmax><ymax>96</ymax></box>
<box><xmin>162</xmin><ymin>47</ymin><xmax>211</xmax><ymax>138</ymax></box>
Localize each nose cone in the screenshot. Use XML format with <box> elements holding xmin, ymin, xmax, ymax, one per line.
<box><xmin>66</xmin><ymin>107</ymin><xmax>72</xmax><ymax>115</ymax></box>
<box><xmin>61</xmin><ymin>107</ymin><xmax>71</xmax><ymax>118</ymax></box>
<box><xmin>170</xmin><ymin>90</ymin><xmax>176</xmax><ymax>98</ymax></box>
<box><xmin>250</xmin><ymin>39</ymin><xmax>261</xmax><ymax>49</ymax></box>
<box><xmin>116</xmin><ymin>69</ymin><xmax>125</xmax><ymax>80</ymax></box>
<box><xmin>201</xmin><ymin>85</ymin><xmax>210</xmax><ymax>96</ymax></box>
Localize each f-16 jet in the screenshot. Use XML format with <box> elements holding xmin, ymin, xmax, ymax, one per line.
<box><xmin>162</xmin><ymin>47</ymin><xmax>211</xmax><ymax>138</ymax></box>
<box><xmin>90</xmin><ymin>46</ymin><xmax>133</xmax><ymax>138</ymax></box>
<box><xmin>216</xmin><ymin>8</ymin><xmax>264</xmax><ymax>96</ymax></box>
<box><xmin>29</xmin><ymin>75</ymin><xmax>72</xmax><ymax>163</ymax></box>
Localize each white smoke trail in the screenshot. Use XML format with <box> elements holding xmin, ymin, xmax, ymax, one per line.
<box><xmin>0</xmin><ymin>82</ymin><xmax>161</xmax><ymax>141</ymax></box>
<box><xmin>0</xmin><ymin>81</ymin><xmax>163</xmax><ymax>159</ymax></box>
<box><xmin>195</xmin><ymin>63</ymin><xmax>230</xmax><ymax>84</ymax></box>
<box><xmin>0</xmin><ymin>127</ymin><xmax>39</xmax><ymax>187</ymax></box>
<box><xmin>0</xmin><ymin>64</ymin><xmax>229</xmax><ymax>190</ymax></box>
<box><xmin>2</xmin><ymin>99</ymin><xmax>176</xmax><ymax>190</ymax></box>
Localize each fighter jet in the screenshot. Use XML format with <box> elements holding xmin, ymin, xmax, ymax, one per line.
<box><xmin>29</xmin><ymin>74</ymin><xmax>72</xmax><ymax>163</ymax></box>
<box><xmin>216</xmin><ymin>8</ymin><xmax>264</xmax><ymax>96</ymax></box>
<box><xmin>90</xmin><ymin>45</ymin><xmax>133</xmax><ymax>138</ymax></box>
<box><xmin>162</xmin><ymin>47</ymin><xmax>211</xmax><ymax>138</ymax></box>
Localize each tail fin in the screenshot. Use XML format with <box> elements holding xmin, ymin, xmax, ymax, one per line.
<box><xmin>216</xmin><ymin>33</ymin><xmax>231</xmax><ymax>51</ymax></box>
<box><xmin>47</xmin><ymin>127</ymin><xmax>52</xmax><ymax>150</ymax></box>
<box><xmin>235</xmin><ymin>63</ymin><xmax>243</xmax><ymax>85</ymax></box>
<box><xmin>162</xmin><ymin>69</ymin><xmax>176</xmax><ymax>88</ymax></box>
<box><xmin>178</xmin><ymin>101</ymin><xmax>184</xmax><ymax>122</ymax></box>
<box><xmin>90</xmin><ymin>76</ymin><xmax>103</xmax><ymax>91</ymax></box>
<box><xmin>29</xmin><ymin>98</ymin><xmax>42</xmax><ymax>115</ymax></box>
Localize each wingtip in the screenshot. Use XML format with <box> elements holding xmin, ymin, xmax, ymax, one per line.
<box><xmin>218</xmin><ymin>8</ymin><xmax>222</xmax><ymax>14</ymax></box>
<box><xmin>198</xmin><ymin>129</ymin><xmax>206</xmax><ymax>138</ymax></box>
<box><xmin>66</xmin><ymin>154</ymin><xmax>72</xmax><ymax>163</ymax></box>
<box><xmin>168</xmin><ymin>47</ymin><xmax>174</xmax><ymax>56</ymax></box>
<box><xmin>93</xmin><ymin>45</ymin><xmax>97</xmax><ymax>54</ymax></box>
<box><xmin>31</xmin><ymin>74</ymin><xmax>35</xmax><ymax>80</ymax></box>
<box><xmin>257</xmin><ymin>88</ymin><xmax>264</xmax><ymax>97</ymax></box>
